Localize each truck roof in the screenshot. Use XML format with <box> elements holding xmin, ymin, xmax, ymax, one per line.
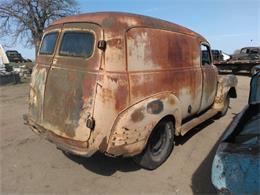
<box><xmin>49</xmin><ymin>12</ymin><xmax>207</xmax><ymax>41</ymax></box>
<box><xmin>241</xmin><ymin>47</ymin><xmax>260</xmax><ymax>50</ymax></box>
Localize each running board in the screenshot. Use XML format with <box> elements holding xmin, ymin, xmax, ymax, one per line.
<box><xmin>180</xmin><ymin>109</ymin><xmax>219</xmax><ymax>135</ymax></box>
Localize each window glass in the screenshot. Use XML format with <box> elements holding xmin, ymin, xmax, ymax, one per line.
<box><xmin>59</xmin><ymin>32</ymin><xmax>94</xmax><ymax>58</ymax></box>
<box><xmin>39</xmin><ymin>32</ymin><xmax>58</xmax><ymax>55</ymax></box>
<box><xmin>250</xmin><ymin>49</ymin><xmax>259</xmax><ymax>54</ymax></box>
<box><xmin>201</xmin><ymin>45</ymin><xmax>212</xmax><ymax>65</ymax></box>
<box><xmin>241</xmin><ymin>48</ymin><xmax>248</xmax><ymax>54</ymax></box>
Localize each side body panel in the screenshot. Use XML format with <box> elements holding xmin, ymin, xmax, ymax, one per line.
<box><xmin>127</xmin><ymin>28</ymin><xmax>203</xmax><ymax>119</ymax></box>
<box><xmin>103</xmin><ymin>28</ymin><xmax>204</xmax><ymax>156</ymax></box>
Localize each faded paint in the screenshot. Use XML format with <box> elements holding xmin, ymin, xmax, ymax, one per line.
<box><xmin>24</xmin><ymin>12</ymin><xmax>237</xmax><ymax>158</ymax></box>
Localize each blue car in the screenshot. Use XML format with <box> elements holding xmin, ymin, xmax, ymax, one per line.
<box><xmin>211</xmin><ymin>72</ymin><xmax>260</xmax><ymax>194</ymax></box>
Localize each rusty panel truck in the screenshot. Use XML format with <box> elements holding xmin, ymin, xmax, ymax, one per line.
<box><xmin>24</xmin><ymin>12</ymin><xmax>237</xmax><ymax>169</ymax></box>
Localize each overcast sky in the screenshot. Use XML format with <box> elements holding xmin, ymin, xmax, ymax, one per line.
<box><xmin>1</xmin><ymin>0</ymin><xmax>259</xmax><ymax>60</ymax></box>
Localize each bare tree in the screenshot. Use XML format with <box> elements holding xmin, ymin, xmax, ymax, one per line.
<box><xmin>0</xmin><ymin>0</ymin><xmax>78</xmax><ymax>58</ymax></box>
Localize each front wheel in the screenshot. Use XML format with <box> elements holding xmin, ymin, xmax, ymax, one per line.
<box><xmin>133</xmin><ymin>119</ymin><xmax>175</xmax><ymax>170</ymax></box>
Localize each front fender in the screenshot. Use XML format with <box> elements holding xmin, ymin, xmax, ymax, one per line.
<box><xmin>106</xmin><ymin>92</ymin><xmax>182</xmax><ymax>157</ymax></box>
<box><xmin>213</xmin><ymin>75</ymin><xmax>238</xmax><ymax>110</ymax></box>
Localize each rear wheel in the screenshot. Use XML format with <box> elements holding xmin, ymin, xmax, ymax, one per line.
<box><xmin>133</xmin><ymin>119</ymin><xmax>175</xmax><ymax>170</ymax></box>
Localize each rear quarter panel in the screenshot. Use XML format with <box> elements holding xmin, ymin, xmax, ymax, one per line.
<box><xmin>126</xmin><ymin>27</ymin><xmax>202</xmax><ymax>119</ymax></box>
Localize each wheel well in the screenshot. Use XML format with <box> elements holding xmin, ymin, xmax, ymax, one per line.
<box><xmin>148</xmin><ymin>115</ymin><xmax>176</xmax><ymax>138</ymax></box>
<box><xmin>159</xmin><ymin>115</ymin><xmax>176</xmax><ymax>130</ymax></box>
<box><xmin>228</xmin><ymin>87</ymin><xmax>237</xmax><ymax>98</ymax></box>
<box><xmin>140</xmin><ymin>115</ymin><xmax>176</xmax><ymax>154</ymax></box>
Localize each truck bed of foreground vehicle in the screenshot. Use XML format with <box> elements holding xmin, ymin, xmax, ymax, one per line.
<box><xmin>24</xmin><ymin>12</ymin><xmax>237</xmax><ymax>170</ymax></box>
<box><xmin>212</xmin><ymin>72</ymin><xmax>260</xmax><ymax>194</ymax></box>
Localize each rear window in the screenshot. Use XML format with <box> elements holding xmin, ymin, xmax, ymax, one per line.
<box><xmin>39</xmin><ymin>32</ymin><xmax>58</xmax><ymax>55</ymax></box>
<box><xmin>59</xmin><ymin>32</ymin><xmax>95</xmax><ymax>58</ymax></box>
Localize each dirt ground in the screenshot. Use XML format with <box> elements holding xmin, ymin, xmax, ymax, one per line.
<box><xmin>0</xmin><ymin>75</ymin><xmax>251</xmax><ymax>195</ymax></box>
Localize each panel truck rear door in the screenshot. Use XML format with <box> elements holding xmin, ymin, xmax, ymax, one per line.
<box><xmin>28</xmin><ymin>24</ymin><xmax>62</xmax><ymax>125</ymax></box>
<box><xmin>42</xmin><ymin>23</ymin><xmax>102</xmax><ymax>142</ymax></box>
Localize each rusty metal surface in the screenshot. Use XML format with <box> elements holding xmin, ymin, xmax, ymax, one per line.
<box><xmin>49</xmin><ymin>12</ymin><xmax>205</xmax><ymax>40</ymax></box>
<box><xmin>26</xmin><ymin>12</ymin><xmax>237</xmax><ymax>158</ymax></box>
<box><xmin>213</xmin><ymin>75</ymin><xmax>237</xmax><ymax>110</ymax></box>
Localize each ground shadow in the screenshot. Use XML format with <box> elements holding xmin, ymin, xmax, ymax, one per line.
<box><xmin>64</xmin><ymin>151</ymin><xmax>140</xmax><ymax>176</ymax></box>
<box><xmin>191</xmin><ymin>128</ymin><xmax>227</xmax><ymax>194</ymax></box>
<box><xmin>218</xmin><ymin>71</ymin><xmax>251</xmax><ymax>77</ymax></box>
<box><xmin>175</xmin><ymin>119</ymin><xmax>215</xmax><ymax>146</ymax></box>
<box><xmin>64</xmin><ymin>118</ymin><xmax>218</xmax><ymax>176</ymax></box>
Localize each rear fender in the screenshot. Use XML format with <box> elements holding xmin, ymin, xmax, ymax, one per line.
<box><xmin>213</xmin><ymin>75</ymin><xmax>238</xmax><ymax>110</ymax></box>
<box><xmin>106</xmin><ymin>92</ymin><xmax>182</xmax><ymax>156</ymax></box>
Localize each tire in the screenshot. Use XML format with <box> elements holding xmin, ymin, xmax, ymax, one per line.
<box><xmin>133</xmin><ymin>119</ymin><xmax>175</xmax><ymax>170</ymax></box>
<box><xmin>215</xmin><ymin>95</ymin><xmax>230</xmax><ymax>118</ymax></box>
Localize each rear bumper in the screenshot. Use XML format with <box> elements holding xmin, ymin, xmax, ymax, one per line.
<box><xmin>23</xmin><ymin>114</ymin><xmax>97</xmax><ymax>157</ymax></box>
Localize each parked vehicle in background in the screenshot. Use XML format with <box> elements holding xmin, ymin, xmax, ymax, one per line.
<box><xmin>0</xmin><ymin>45</ymin><xmax>20</xmax><ymax>85</ymax></box>
<box><xmin>232</xmin><ymin>47</ymin><xmax>260</xmax><ymax>61</ymax></box>
<box><xmin>215</xmin><ymin>47</ymin><xmax>260</xmax><ymax>75</ymax></box>
<box><xmin>211</xmin><ymin>50</ymin><xmax>230</xmax><ymax>63</ymax></box>
<box><xmin>24</xmin><ymin>12</ymin><xmax>237</xmax><ymax>170</ymax></box>
<box><xmin>212</xmin><ymin>72</ymin><xmax>260</xmax><ymax>194</ymax></box>
<box><xmin>6</xmin><ymin>50</ymin><xmax>29</xmax><ymax>63</ymax></box>
<box><xmin>0</xmin><ymin>44</ymin><xmax>10</xmax><ymax>65</ymax></box>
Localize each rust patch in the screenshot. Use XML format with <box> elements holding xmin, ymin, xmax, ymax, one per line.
<box><xmin>102</xmin><ymin>16</ymin><xmax>116</xmax><ymax>28</ymax></box>
<box><xmin>131</xmin><ymin>107</ymin><xmax>145</xmax><ymax>122</ymax></box>
<box><xmin>107</xmin><ymin>38</ymin><xmax>123</xmax><ymax>49</ymax></box>
<box><xmin>167</xmin><ymin>96</ymin><xmax>176</xmax><ymax>105</ymax></box>
<box><xmin>47</xmin><ymin>130</ymin><xmax>88</xmax><ymax>148</ymax></box>
<box><xmin>115</xmin><ymin>84</ymin><xmax>128</xmax><ymax>111</ymax></box>
<box><xmin>107</xmin><ymin>75</ymin><xmax>118</xmax><ymax>83</ymax></box>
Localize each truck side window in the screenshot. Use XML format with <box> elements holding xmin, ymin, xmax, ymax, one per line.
<box><xmin>241</xmin><ymin>48</ymin><xmax>248</xmax><ymax>54</ymax></box>
<box><xmin>201</xmin><ymin>44</ymin><xmax>212</xmax><ymax>66</ymax></box>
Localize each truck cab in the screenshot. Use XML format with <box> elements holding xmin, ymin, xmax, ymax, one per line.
<box><xmin>231</xmin><ymin>47</ymin><xmax>260</xmax><ymax>61</ymax></box>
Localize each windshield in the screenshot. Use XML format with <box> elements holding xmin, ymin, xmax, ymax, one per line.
<box><xmin>39</xmin><ymin>32</ymin><xmax>58</xmax><ymax>55</ymax></box>
<box><xmin>59</xmin><ymin>32</ymin><xmax>95</xmax><ymax>58</ymax></box>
